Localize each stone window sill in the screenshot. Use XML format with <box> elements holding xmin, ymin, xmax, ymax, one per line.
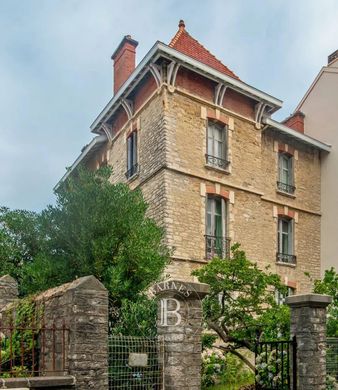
<box><xmin>276</xmin><ymin>261</ymin><xmax>296</xmax><ymax>268</ymax></box>
<box><xmin>205</xmin><ymin>164</ymin><xmax>230</xmax><ymax>175</ymax></box>
<box><xmin>127</xmin><ymin>172</ymin><xmax>139</xmax><ymax>183</ymax></box>
<box><xmin>276</xmin><ymin>190</ymin><xmax>296</xmax><ymax>199</ymax></box>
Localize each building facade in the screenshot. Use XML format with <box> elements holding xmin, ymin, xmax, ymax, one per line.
<box><xmin>57</xmin><ymin>21</ymin><xmax>331</xmax><ymax>293</ymax></box>
<box><xmin>291</xmin><ymin>50</ymin><xmax>338</xmax><ymax>274</ymax></box>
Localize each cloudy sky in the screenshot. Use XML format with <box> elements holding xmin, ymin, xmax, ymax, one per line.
<box><xmin>0</xmin><ymin>0</ymin><xmax>337</xmax><ymax>211</ymax></box>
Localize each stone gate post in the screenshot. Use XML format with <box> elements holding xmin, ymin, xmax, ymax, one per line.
<box><xmin>153</xmin><ymin>279</ymin><xmax>209</xmax><ymax>390</ymax></box>
<box><xmin>286</xmin><ymin>294</ymin><xmax>332</xmax><ymax>390</ymax></box>
<box><xmin>0</xmin><ymin>275</ymin><xmax>18</xmax><ymax>310</ymax></box>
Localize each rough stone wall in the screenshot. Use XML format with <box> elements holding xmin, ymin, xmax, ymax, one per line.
<box><xmin>286</xmin><ymin>294</ymin><xmax>331</xmax><ymax>390</ymax></box>
<box><xmin>0</xmin><ymin>275</ymin><xmax>18</xmax><ymax>310</ymax></box>
<box><xmin>34</xmin><ymin>276</ymin><xmax>109</xmax><ymax>390</ymax></box>
<box><xmin>102</xmin><ymin>83</ymin><xmax>322</xmax><ymax>292</ymax></box>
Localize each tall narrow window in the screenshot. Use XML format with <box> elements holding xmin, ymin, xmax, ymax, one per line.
<box><xmin>126</xmin><ymin>131</ymin><xmax>138</xmax><ymax>179</ymax></box>
<box><xmin>205</xmin><ymin>196</ymin><xmax>229</xmax><ymax>259</ymax></box>
<box><xmin>277</xmin><ymin>153</ymin><xmax>295</xmax><ymax>194</ymax></box>
<box><xmin>206</xmin><ymin>122</ymin><xmax>229</xmax><ymax>170</ymax></box>
<box><xmin>277</xmin><ymin>217</ymin><xmax>296</xmax><ymax>264</ymax></box>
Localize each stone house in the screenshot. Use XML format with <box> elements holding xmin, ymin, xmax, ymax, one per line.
<box><xmin>288</xmin><ymin>50</ymin><xmax>338</xmax><ymax>275</ymax></box>
<box><xmin>57</xmin><ymin>21</ymin><xmax>331</xmax><ymax>294</ymax></box>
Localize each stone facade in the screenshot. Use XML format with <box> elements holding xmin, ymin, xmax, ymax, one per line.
<box><xmin>286</xmin><ymin>294</ymin><xmax>332</xmax><ymax>390</ymax></box>
<box><xmin>93</xmin><ymin>77</ymin><xmax>322</xmax><ymax>294</ymax></box>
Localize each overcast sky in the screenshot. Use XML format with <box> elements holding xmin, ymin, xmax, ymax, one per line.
<box><xmin>0</xmin><ymin>0</ymin><xmax>337</xmax><ymax>211</ymax></box>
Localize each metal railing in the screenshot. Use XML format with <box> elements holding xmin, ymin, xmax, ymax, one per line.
<box><xmin>205</xmin><ymin>154</ymin><xmax>229</xmax><ymax>170</ymax></box>
<box><xmin>276</xmin><ymin>252</ymin><xmax>297</xmax><ymax>265</ymax></box>
<box><xmin>277</xmin><ymin>181</ymin><xmax>296</xmax><ymax>195</ymax></box>
<box><xmin>0</xmin><ymin>318</ymin><xmax>68</xmax><ymax>377</ymax></box>
<box><xmin>255</xmin><ymin>337</ymin><xmax>297</xmax><ymax>389</ymax></box>
<box><xmin>327</xmin><ymin>338</ymin><xmax>338</xmax><ymax>380</ymax></box>
<box><xmin>125</xmin><ymin>163</ymin><xmax>139</xmax><ymax>179</ymax></box>
<box><xmin>205</xmin><ymin>235</ymin><xmax>231</xmax><ymax>260</ymax></box>
<box><xmin>108</xmin><ymin>335</ymin><xmax>163</xmax><ymax>389</ymax></box>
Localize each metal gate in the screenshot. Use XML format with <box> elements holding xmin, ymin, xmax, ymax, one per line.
<box><xmin>108</xmin><ymin>335</ymin><xmax>163</xmax><ymax>389</ymax></box>
<box><xmin>255</xmin><ymin>336</ymin><xmax>297</xmax><ymax>389</ymax></box>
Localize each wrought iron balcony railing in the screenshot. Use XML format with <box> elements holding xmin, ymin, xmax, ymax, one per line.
<box><xmin>277</xmin><ymin>181</ymin><xmax>296</xmax><ymax>194</ymax></box>
<box><xmin>125</xmin><ymin>163</ymin><xmax>139</xmax><ymax>179</ymax></box>
<box><xmin>205</xmin><ymin>154</ymin><xmax>230</xmax><ymax>170</ymax></box>
<box><xmin>276</xmin><ymin>252</ymin><xmax>297</xmax><ymax>265</ymax></box>
<box><xmin>205</xmin><ymin>235</ymin><xmax>231</xmax><ymax>260</ymax></box>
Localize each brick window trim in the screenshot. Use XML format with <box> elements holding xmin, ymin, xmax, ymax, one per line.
<box><xmin>206</xmin><ymin>108</ymin><xmax>229</xmax><ymax>126</ymax></box>
<box><xmin>205</xmin><ymin>184</ymin><xmax>229</xmax><ymax>200</ymax></box>
<box><xmin>278</xmin><ymin>143</ymin><xmax>295</xmax><ymax>156</ymax></box>
<box><xmin>277</xmin><ymin>207</ymin><xmax>295</xmax><ymax>219</ymax></box>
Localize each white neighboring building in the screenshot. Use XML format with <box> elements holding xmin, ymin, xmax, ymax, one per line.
<box><xmin>295</xmin><ymin>50</ymin><xmax>338</xmax><ymax>273</ymax></box>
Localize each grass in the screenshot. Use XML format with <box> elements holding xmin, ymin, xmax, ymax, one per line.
<box><xmin>206</xmin><ymin>377</ymin><xmax>254</xmax><ymax>390</ymax></box>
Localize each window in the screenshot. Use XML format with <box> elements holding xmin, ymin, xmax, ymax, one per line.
<box><xmin>206</xmin><ymin>122</ymin><xmax>229</xmax><ymax>170</ymax></box>
<box><xmin>277</xmin><ymin>217</ymin><xmax>296</xmax><ymax>264</ymax></box>
<box><xmin>126</xmin><ymin>131</ymin><xmax>138</xmax><ymax>179</ymax></box>
<box><xmin>277</xmin><ymin>153</ymin><xmax>295</xmax><ymax>194</ymax></box>
<box><xmin>205</xmin><ymin>196</ymin><xmax>230</xmax><ymax>259</ymax></box>
<box><xmin>275</xmin><ymin>287</ymin><xmax>295</xmax><ymax>305</ymax></box>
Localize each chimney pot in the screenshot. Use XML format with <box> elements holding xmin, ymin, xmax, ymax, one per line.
<box><xmin>111</xmin><ymin>35</ymin><xmax>138</xmax><ymax>95</ymax></box>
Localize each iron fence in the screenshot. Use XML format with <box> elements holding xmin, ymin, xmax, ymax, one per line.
<box><xmin>0</xmin><ymin>318</ymin><xmax>68</xmax><ymax>377</ymax></box>
<box><xmin>327</xmin><ymin>338</ymin><xmax>338</xmax><ymax>380</ymax></box>
<box><xmin>108</xmin><ymin>335</ymin><xmax>163</xmax><ymax>389</ymax></box>
<box><xmin>255</xmin><ymin>337</ymin><xmax>297</xmax><ymax>390</ymax></box>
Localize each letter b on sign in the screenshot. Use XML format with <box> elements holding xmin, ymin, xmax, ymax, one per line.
<box><xmin>160</xmin><ymin>298</ymin><xmax>181</xmax><ymax>326</ymax></box>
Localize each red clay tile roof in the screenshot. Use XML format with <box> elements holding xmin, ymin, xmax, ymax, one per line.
<box><xmin>169</xmin><ymin>20</ymin><xmax>239</xmax><ymax>80</ymax></box>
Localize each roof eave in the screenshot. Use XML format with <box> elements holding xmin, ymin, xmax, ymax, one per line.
<box><xmin>90</xmin><ymin>42</ymin><xmax>283</xmax><ymax>133</ymax></box>
<box><xmin>263</xmin><ymin>117</ymin><xmax>331</xmax><ymax>152</ymax></box>
<box><xmin>54</xmin><ymin>134</ymin><xmax>107</xmax><ymax>191</ymax></box>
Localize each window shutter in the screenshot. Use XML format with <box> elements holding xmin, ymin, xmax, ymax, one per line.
<box><xmin>278</xmin><ymin>154</ymin><xmax>283</xmax><ymax>182</ymax></box>
<box><xmin>289</xmin><ymin>156</ymin><xmax>294</xmax><ymax>185</ymax></box>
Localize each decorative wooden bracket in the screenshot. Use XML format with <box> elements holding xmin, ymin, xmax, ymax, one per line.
<box><xmin>149</xmin><ymin>63</ymin><xmax>163</xmax><ymax>87</ymax></box>
<box><xmin>167</xmin><ymin>61</ymin><xmax>180</xmax><ymax>87</ymax></box>
<box><xmin>254</xmin><ymin>102</ymin><xmax>267</xmax><ymax>129</ymax></box>
<box><xmin>214</xmin><ymin>83</ymin><xmax>228</xmax><ymax>106</ymax></box>
<box><xmin>121</xmin><ymin>98</ymin><xmax>134</xmax><ymax>120</ymax></box>
<box><xmin>100</xmin><ymin>123</ymin><xmax>113</xmax><ymax>143</ymax></box>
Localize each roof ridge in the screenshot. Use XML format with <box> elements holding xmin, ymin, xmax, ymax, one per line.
<box><xmin>168</xmin><ymin>20</ymin><xmax>239</xmax><ymax>80</ymax></box>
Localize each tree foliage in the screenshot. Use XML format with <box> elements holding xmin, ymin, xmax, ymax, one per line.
<box><xmin>313</xmin><ymin>267</ymin><xmax>338</xmax><ymax>337</ymax></box>
<box><xmin>192</xmin><ymin>244</ymin><xmax>290</xmax><ymax>371</ymax></box>
<box><xmin>0</xmin><ymin>167</ymin><xmax>170</xmax><ymax>313</ymax></box>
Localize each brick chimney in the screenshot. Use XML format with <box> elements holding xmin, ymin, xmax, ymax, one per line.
<box><xmin>328</xmin><ymin>49</ymin><xmax>338</xmax><ymax>66</ymax></box>
<box><xmin>283</xmin><ymin>111</ymin><xmax>305</xmax><ymax>133</ymax></box>
<box><xmin>111</xmin><ymin>35</ymin><xmax>138</xmax><ymax>95</ymax></box>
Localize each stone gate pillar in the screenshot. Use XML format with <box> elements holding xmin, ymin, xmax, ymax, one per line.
<box><xmin>286</xmin><ymin>294</ymin><xmax>332</xmax><ymax>390</ymax></box>
<box><xmin>153</xmin><ymin>279</ymin><xmax>209</xmax><ymax>390</ymax></box>
<box><xmin>0</xmin><ymin>275</ymin><xmax>18</xmax><ymax>310</ymax></box>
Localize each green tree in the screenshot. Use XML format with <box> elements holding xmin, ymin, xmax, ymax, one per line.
<box><xmin>192</xmin><ymin>244</ymin><xmax>290</xmax><ymax>371</ymax></box>
<box><xmin>0</xmin><ymin>207</ymin><xmax>41</xmax><ymax>283</ymax></box>
<box><xmin>0</xmin><ymin>167</ymin><xmax>170</xmax><ymax>320</ymax></box>
<box><xmin>313</xmin><ymin>267</ymin><xmax>338</xmax><ymax>337</ymax></box>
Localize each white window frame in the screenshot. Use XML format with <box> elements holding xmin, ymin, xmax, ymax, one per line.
<box><xmin>275</xmin><ymin>287</ymin><xmax>295</xmax><ymax>305</ymax></box>
<box><xmin>206</xmin><ymin>196</ymin><xmax>226</xmax><ymax>238</ymax></box>
<box><xmin>277</xmin><ymin>217</ymin><xmax>294</xmax><ymax>255</ymax></box>
<box><xmin>278</xmin><ymin>153</ymin><xmax>294</xmax><ymax>186</ymax></box>
<box><xmin>206</xmin><ymin>121</ymin><xmax>228</xmax><ymax>168</ymax></box>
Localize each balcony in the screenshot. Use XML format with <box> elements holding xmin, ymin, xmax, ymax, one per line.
<box><xmin>205</xmin><ymin>154</ymin><xmax>229</xmax><ymax>170</ymax></box>
<box><xmin>125</xmin><ymin>163</ymin><xmax>139</xmax><ymax>179</ymax></box>
<box><xmin>276</xmin><ymin>252</ymin><xmax>297</xmax><ymax>265</ymax></box>
<box><xmin>277</xmin><ymin>181</ymin><xmax>296</xmax><ymax>195</ymax></box>
<box><xmin>205</xmin><ymin>235</ymin><xmax>231</xmax><ymax>260</ymax></box>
